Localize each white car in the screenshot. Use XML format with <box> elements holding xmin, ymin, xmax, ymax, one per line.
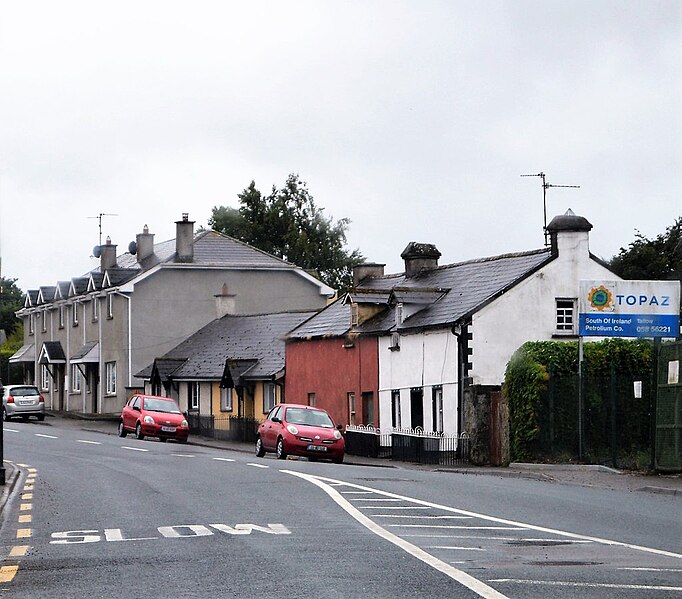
<box><xmin>2</xmin><ymin>385</ymin><xmax>46</xmax><ymax>421</ymax></box>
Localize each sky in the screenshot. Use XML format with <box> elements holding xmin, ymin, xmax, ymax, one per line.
<box><xmin>1</xmin><ymin>1</ymin><xmax>680</xmax><ymax>292</ymax></box>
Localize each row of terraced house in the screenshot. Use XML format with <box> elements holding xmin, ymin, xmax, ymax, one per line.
<box><xmin>12</xmin><ymin>210</ymin><xmax>621</xmax><ymax>447</ymax></box>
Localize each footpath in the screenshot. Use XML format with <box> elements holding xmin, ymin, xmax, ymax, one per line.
<box><xmin>2</xmin><ymin>413</ymin><xmax>681</xmax><ymax>514</ymax></box>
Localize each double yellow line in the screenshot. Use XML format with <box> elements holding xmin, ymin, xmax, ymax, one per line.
<box><xmin>0</xmin><ymin>463</ymin><xmax>35</xmax><ymax>583</ymax></box>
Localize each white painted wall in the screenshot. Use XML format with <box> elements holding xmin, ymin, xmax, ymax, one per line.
<box><xmin>470</xmin><ymin>230</ymin><xmax>620</xmax><ymax>386</ymax></box>
<box><xmin>378</xmin><ymin>329</ymin><xmax>460</xmax><ymax>434</ymax></box>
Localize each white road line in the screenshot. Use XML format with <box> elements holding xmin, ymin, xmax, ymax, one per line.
<box><xmin>247</xmin><ymin>463</ymin><xmax>269</xmax><ymax>469</ymax></box>
<box><xmin>373</xmin><ymin>515</ymin><xmax>472</xmax><ymax>519</ymax></box>
<box><xmin>4</xmin><ymin>428</ymin><xmax>19</xmax><ymax>433</ymax></box>
<box><xmin>300</xmin><ymin>474</ymin><xmax>682</xmax><ymax>560</ymax></box>
<box><xmin>425</xmin><ymin>546</ymin><xmax>486</xmax><ymax>552</ymax></box>
<box><xmin>341</xmin><ymin>491</ymin><xmax>374</xmax><ymax>494</ymax></box>
<box><xmin>618</xmin><ymin>567</ymin><xmax>682</xmax><ymax>573</ymax></box>
<box><xmin>358</xmin><ymin>506</ymin><xmax>431</xmax><ymax>510</ymax></box>
<box><xmin>488</xmin><ymin>579</ymin><xmax>682</xmax><ymax>592</ymax></box>
<box><xmin>77</xmin><ymin>440</ymin><xmax>101</xmax><ymax>445</ymax></box>
<box><xmin>350</xmin><ymin>498</ymin><xmax>402</xmax><ymax>502</ymax></box>
<box><xmin>212</xmin><ymin>458</ymin><xmax>235</xmax><ymax>462</ymax></box>
<box><xmin>171</xmin><ymin>454</ymin><xmax>195</xmax><ymax>458</ymax></box>
<box><xmin>404</xmin><ymin>535</ymin><xmax>522</xmax><ymax>541</ymax></box>
<box><xmin>284</xmin><ymin>470</ymin><xmax>509</xmax><ymax>599</ymax></box>
<box><xmin>389</xmin><ymin>525</ymin><xmax>526</xmax><ymax>530</ymax></box>
<box><xmin>121</xmin><ymin>446</ymin><xmax>149</xmax><ymax>452</ymax></box>
<box><xmin>35</xmin><ymin>433</ymin><xmax>57</xmax><ymax>439</ymax></box>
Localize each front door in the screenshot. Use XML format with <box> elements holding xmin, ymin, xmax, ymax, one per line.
<box><xmin>410</xmin><ymin>388</ymin><xmax>424</xmax><ymax>430</ymax></box>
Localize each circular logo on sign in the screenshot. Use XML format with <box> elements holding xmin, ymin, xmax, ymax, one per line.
<box><xmin>588</xmin><ymin>285</ymin><xmax>612</xmax><ymax>311</ymax></box>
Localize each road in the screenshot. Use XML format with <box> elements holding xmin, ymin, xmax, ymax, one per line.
<box><xmin>1</xmin><ymin>418</ymin><xmax>680</xmax><ymax>598</ymax></box>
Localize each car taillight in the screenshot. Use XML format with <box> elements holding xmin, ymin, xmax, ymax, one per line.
<box><xmin>38</xmin><ymin>395</ymin><xmax>45</xmax><ymax>403</ymax></box>
<box><xmin>7</xmin><ymin>396</ymin><xmax>14</xmax><ymax>404</ymax></box>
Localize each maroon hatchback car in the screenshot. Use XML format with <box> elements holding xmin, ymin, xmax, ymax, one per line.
<box><xmin>118</xmin><ymin>394</ymin><xmax>189</xmax><ymax>443</ymax></box>
<box><xmin>256</xmin><ymin>403</ymin><xmax>345</xmax><ymax>463</ymax></box>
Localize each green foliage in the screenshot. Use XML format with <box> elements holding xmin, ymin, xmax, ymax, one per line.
<box><xmin>504</xmin><ymin>339</ymin><xmax>654</xmax><ymax>463</ymax></box>
<box><xmin>210</xmin><ymin>174</ymin><xmax>364</xmax><ymax>291</ymax></box>
<box><xmin>0</xmin><ymin>277</ymin><xmax>24</xmax><ymax>337</ymax></box>
<box><xmin>610</xmin><ymin>216</ymin><xmax>682</xmax><ymax>281</ymax></box>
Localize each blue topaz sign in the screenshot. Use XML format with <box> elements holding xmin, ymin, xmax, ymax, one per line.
<box><xmin>579</xmin><ymin>280</ymin><xmax>680</xmax><ymax>338</ymax></box>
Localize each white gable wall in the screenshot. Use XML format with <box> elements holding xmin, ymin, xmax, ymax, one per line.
<box><xmin>470</xmin><ymin>230</ymin><xmax>620</xmax><ymax>386</ymax></box>
<box><xmin>378</xmin><ymin>329</ymin><xmax>459</xmax><ymax>434</ymax></box>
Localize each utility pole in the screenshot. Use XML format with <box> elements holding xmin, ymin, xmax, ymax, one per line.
<box><xmin>521</xmin><ymin>172</ymin><xmax>580</xmax><ymax>246</ymax></box>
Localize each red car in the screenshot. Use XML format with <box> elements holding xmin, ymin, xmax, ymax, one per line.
<box><xmin>118</xmin><ymin>394</ymin><xmax>189</xmax><ymax>443</ymax></box>
<box><xmin>256</xmin><ymin>403</ymin><xmax>345</xmax><ymax>463</ymax></box>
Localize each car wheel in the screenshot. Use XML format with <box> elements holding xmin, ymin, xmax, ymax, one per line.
<box><xmin>21</xmin><ymin>415</ymin><xmax>28</xmax><ymax>422</ymax></box>
<box><xmin>276</xmin><ymin>437</ymin><xmax>288</xmax><ymax>460</ymax></box>
<box><xmin>332</xmin><ymin>455</ymin><xmax>344</xmax><ymax>464</ymax></box>
<box><xmin>177</xmin><ymin>437</ymin><xmax>188</xmax><ymax>444</ymax></box>
<box><xmin>135</xmin><ymin>423</ymin><xmax>145</xmax><ymax>440</ymax></box>
<box><xmin>118</xmin><ymin>421</ymin><xmax>127</xmax><ymax>438</ymax></box>
<box><xmin>3</xmin><ymin>408</ymin><xmax>10</xmax><ymax>422</ymax></box>
<box><xmin>37</xmin><ymin>414</ymin><xmax>45</xmax><ymax>422</ymax></box>
<box><xmin>159</xmin><ymin>437</ymin><xmax>167</xmax><ymax>442</ymax></box>
<box><xmin>255</xmin><ymin>436</ymin><xmax>266</xmax><ymax>457</ymax></box>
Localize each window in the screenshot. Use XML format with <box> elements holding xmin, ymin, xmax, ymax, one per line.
<box><xmin>41</xmin><ymin>365</ymin><xmax>50</xmax><ymax>391</ymax></box>
<box><xmin>28</xmin><ymin>313</ymin><xmax>35</xmax><ymax>336</ymax></box>
<box><xmin>348</xmin><ymin>392</ymin><xmax>356</xmax><ymax>425</ymax></box>
<box><xmin>391</xmin><ymin>390</ymin><xmax>401</xmax><ymax>429</ymax></box>
<box><xmin>556</xmin><ymin>298</ymin><xmax>576</xmax><ymax>334</ymax></box>
<box><xmin>71</xmin><ymin>364</ymin><xmax>81</xmax><ymax>392</ymax></box>
<box><xmin>263</xmin><ymin>383</ymin><xmax>276</xmax><ymax>413</ymax></box>
<box><xmin>92</xmin><ymin>297</ymin><xmax>99</xmax><ymax>322</ymax></box>
<box><xmin>58</xmin><ymin>305</ymin><xmax>65</xmax><ymax>329</ymax></box>
<box><xmin>395</xmin><ymin>303</ymin><xmax>403</xmax><ymax>325</ymax></box>
<box><xmin>41</xmin><ymin>310</ymin><xmax>47</xmax><ymax>333</ymax></box>
<box><xmin>432</xmin><ymin>386</ymin><xmax>443</xmax><ymax>433</ymax></box>
<box><xmin>106</xmin><ymin>293</ymin><xmax>114</xmax><ymax>319</ymax></box>
<box><xmin>72</xmin><ymin>302</ymin><xmax>79</xmax><ymax>327</ymax></box>
<box><xmin>362</xmin><ymin>391</ymin><xmax>374</xmax><ymax>425</ymax></box>
<box><xmin>220</xmin><ymin>387</ymin><xmax>233</xmax><ymax>412</ymax></box>
<box><xmin>105</xmin><ymin>362</ymin><xmax>117</xmax><ymax>395</ymax></box>
<box><xmin>189</xmin><ymin>382</ymin><xmax>200</xmax><ymax>410</ymax></box>
<box><xmin>307</xmin><ymin>392</ymin><xmax>316</xmax><ymax>407</ymax></box>
<box><xmin>350</xmin><ymin>303</ymin><xmax>359</xmax><ymax>327</ymax></box>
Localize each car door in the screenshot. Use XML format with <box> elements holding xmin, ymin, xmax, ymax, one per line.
<box><xmin>122</xmin><ymin>396</ymin><xmax>138</xmax><ymax>430</ymax></box>
<box><xmin>261</xmin><ymin>405</ymin><xmax>282</xmax><ymax>450</ymax></box>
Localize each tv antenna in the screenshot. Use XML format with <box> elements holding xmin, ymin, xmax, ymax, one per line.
<box><xmin>88</xmin><ymin>213</ymin><xmax>119</xmax><ymax>247</ymax></box>
<box><xmin>521</xmin><ymin>172</ymin><xmax>580</xmax><ymax>246</ymax></box>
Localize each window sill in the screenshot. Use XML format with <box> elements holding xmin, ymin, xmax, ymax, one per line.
<box><xmin>552</xmin><ymin>333</ymin><xmax>579</xmax><ymax>339</ymax></box>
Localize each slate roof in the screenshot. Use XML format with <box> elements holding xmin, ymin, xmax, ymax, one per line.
<box><xmin>290</xmin><ymin>248</ymin><xmax>553</xmax><ymax>338</ymax></box>
<box><xmin>70</xmin><ymin>278</ymin><xmax>89</xmax><ymax>296</ymax></box>
<box><xmin>40</xmin><ymin>341</ymin><xmax>66</xmax><ymax>363</ymax></box>
<box><xmin>137</xmin><ymin>311</ymin><xmax>315</xmax><ymax>381</ymax></box>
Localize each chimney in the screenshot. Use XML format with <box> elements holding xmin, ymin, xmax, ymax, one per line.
<box><xmin>136</xmin><ymin>224</ymin><xmax>155</xmax><ymax>262</ymax></box>
<box><xmin>215</xmin><ymin>283</ymin><xmax>236</xmax><ymax>318</ymax></box>
<box><xmin>100</xmin><ymin>237</ymin><xmax>117</xmax><ymax>271</ymax></box>
<box><xmin>175</xmin><ymin>213</ymin><xmax>195</xmax><ymax>263</ymax></box>
<box><xmin>353</xmin><ymin>263</ymin><xmax>385</xmax><ymax>288</ymax></box>
<box><xmin>401</xmin><ymin>242</ymin><xmax>441</xmax><ymax>277</ymax></box>
<box><xmin>545</xmin><ymin>209</ymin><xmax>592</xmax><ymax>257</ymax></box>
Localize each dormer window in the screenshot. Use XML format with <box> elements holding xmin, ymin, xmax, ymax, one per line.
<box><xmin>106</xmin><ymin>293</ymin><xmax>114</xmax><ymax>319</ymax></box>
<box><xmin>72</xmin><ymin>302</ymin><xmax>79</xmax><ymax>327</ymax></box>
<box><xmin>58</xmin><ymin>305</ymin><xmax>65</xmax><ymax>329</ymax></box>
<box><xmin>395</xmin><ymin>303</ymin><xmax>404</xmax><ymax>326</ymax></box>
<box><xmin>92</xmin><ymin>296</ymin><xmax>99</xmax><ymax>322</ymax></box>
<box><xmin>350</xmin><ymin>303</ymin><xmax>359</xmax><ymax>327</ymax></box>
<box><xmin>28</xmin><ymin>313</ymin><xmax>35</xmax><ymax>336</ymax></box>
<box><xmin>41</xmin><ymin>309</ymin><xmax>47</xmax><ymax>333</ymax></box>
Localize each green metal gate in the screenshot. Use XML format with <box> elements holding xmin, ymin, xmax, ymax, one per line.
<box><xmin>656</xmin><ymin>341</ymin><xmax>682</xmax><ymax>472</ymax></box>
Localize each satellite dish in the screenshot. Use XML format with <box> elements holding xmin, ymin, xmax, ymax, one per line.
<box><xmin>93</xmin><ymin>245</ymin><xmax>101</xmax><ymax>258</ymax></box>
<box><xmin>128</xmin><ymin>241</ymin><xmax>137</xmax><ymax>255</ymax></box>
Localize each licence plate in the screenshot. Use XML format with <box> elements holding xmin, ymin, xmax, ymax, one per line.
<box><xmin>18</xmin><ymin>400</ymin><xmax>34</xmax><ymax>406</ymax></box>
<box><xmin>161</xmin><ymin>426</ymin><xmax>176</xmax><ymax>433</ymax></box>
<box><xmin>306</xmin><ymin>445</ymin><xmax>327</xmax><ymax>452</ymax></box>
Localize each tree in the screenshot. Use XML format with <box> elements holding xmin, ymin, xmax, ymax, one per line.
<box><xmin>0</xmin><ymin>277</ymin><xmax>24</xmax><ymax>338</ymax></box>
<box><xmin>210</xmin><ymin>174</ymin><xmax>364</xmax><ymax>290</ymax></box>
<box><xmin>610</xmin><ymin>217</ymin><xmax>682</xmax><ymax>281</ymax></box>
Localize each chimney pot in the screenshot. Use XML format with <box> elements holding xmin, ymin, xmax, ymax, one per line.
<box><xmin>401</xmin><ymin>242</ymin><xmax>441</xmax><ymax>277</ymax></box>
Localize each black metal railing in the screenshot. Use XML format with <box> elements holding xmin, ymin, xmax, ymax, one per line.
<box><xmin>187</xmin><ymin>414</ymin><xmax>259</xmax><ymax>444</ymax></box>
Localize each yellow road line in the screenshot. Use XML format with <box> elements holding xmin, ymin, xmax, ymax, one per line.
<box><xmin>9</xmin><ymin>546</ymin><xmax>29</xmax><ymax>558</ymax></box>
<box><xmin>19</xmin><ymin>503</ymin><xmax>31</xmax><ymax>511</ymax></box>
<box><xmin>0</xmin><ymin>565</ymin><xmax>18</xmax><ymax>583</ymax></box>
<box><xmin>20</xmin><ymin>494</ymin><xmax>33</xmax><ymax>500</ymax></box>
<box><xmin>18</xmin><ymin>515</ymin><xmax>32</xmax><ymax>523</ymax></box>
<box><xmin>16</xmin><ymin>529</ymin><xmax>32</xmax><ymax>539</ymax></box>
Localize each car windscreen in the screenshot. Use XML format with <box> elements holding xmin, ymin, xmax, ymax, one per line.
<box><xmin>10</xmin><ymin>387</ymin><xmax>39</xmax><ymax>397</ymax></box>
<box><xmin>143</xmin><ymin>398</ymin><xmax>181</xmax><ymax>414</ymax></box>
<box><xmin>285</xmin><ymin>408</ymin><xmax>334</xmax><ymax>428</ymax></box>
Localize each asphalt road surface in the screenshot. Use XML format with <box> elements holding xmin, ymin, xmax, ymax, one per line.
<box><xmin>1</xmin><ymin>419</ymin><xmax>680</xmax><ymax>598</ymax></box>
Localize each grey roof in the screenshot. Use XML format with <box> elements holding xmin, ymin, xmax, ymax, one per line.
<box><xmin>70</xmin><ymin>278</ymin><xmax>89</xmax><ymax>296</ymax></box>
<box><xmin>104</xmin><ymin>268</ymin><xmax>139</xmax><ymax>287</ymax></box>
<box><xmin>40</xmin><ymin>341</ymin><xmax>66</xmax><ymax>363</ymax></box>
<box><xmin>71</xmin><ymin>341</ymin><xmax>99</xmax><ymax>363</ymax></box>
<box><xmin>56</xmin><ymin>281</ymin><xmax>70</xmax><ymax>298</ymax></box>
<box><xmin>287</xmin><ymin>299</ymin><xmax>353</xmax><ymax>339</ymax></box>
<box><xmin>292</xmin><ymin>248</ymin><xmax>553</xmax><ymax>338</ymax></box>
<box><xmin>9</xmin><ymin>344</ymin><xmax>35</xmax><ymax>363</ymax></box>
<box><xmin>137</xmin><ymin>311</ymin><xmax>315</xmax><ymax>381</ymax></box>
<box><xmin>38</xmin><ymin>286</ymin><xmax>56</xmax><ymax>303</ymax></box>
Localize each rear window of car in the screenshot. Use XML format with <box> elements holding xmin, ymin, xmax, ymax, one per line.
<box><xmin>10</xmin><ymin>387</ymin><xmax>39</xmax><ymax>397</ymax></box>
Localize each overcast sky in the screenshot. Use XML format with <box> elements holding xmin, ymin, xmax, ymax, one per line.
<box><xmin>1</xmin><ymin>1</ymin><xmax>680</xmax><ymax>292</ymax></box>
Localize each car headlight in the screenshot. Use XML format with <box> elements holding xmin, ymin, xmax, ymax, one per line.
<box><xmin>286</xmin><ymin>424</ymin><xmax>299</xmax><ymax>435</ymax></box>
<box><xmin>143</xmin><ymin>415</ymin><xmax>155</xmax><ymax>424</ymax></box>
<box><xmin>333</xmin><ymin>429</ymin><xmax>342</xmax><ymax>440</ymax></box>
<box><xmin>181</xmin><ymin>420</ymin><xmax>188</xmax><ymax>428</ymax></box>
